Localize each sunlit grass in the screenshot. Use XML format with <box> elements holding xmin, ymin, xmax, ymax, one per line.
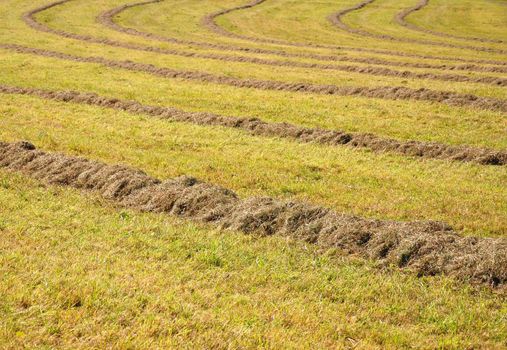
<box><xmin>1</xmin><ymin>171</ymin><xmax>506</xmax><ymax>349</ymax></box>
<box><xmin>0</xmin><ymin>0</ymin><xmax>506</xmax><ymax>348</ymax></box>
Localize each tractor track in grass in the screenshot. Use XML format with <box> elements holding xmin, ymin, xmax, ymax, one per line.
<box><xmin>1</xmin><ymin>140</ymin><xmax>506</xmax><ymax>287</ymax></box>
<box><xmin>328</xmin><ymin>0</ymin><xmax>507</xmax><ymax>54</ymax></box>
<box><xmin>395</xmin><ymin>0</ymin><xmax>505</xmax><ymax>45</ymax></box>
<box><xmin>1</xmin><ymin>84</ymin><xmax>505</xmax><ymax>166</ymax></box>
<box><xmin>201</xmin><ymin>0</ymin><xmax>507</xmax><ymax>65</ymax></box>
<box><xmin>23</xmin><ymin>0</ymin><xmax>507</xmax><ymax>75</ymax></box>
<box><xmin>3</xmin><ymin>43</ymin><xmax>507</xmax><ymax>113</ymax></box>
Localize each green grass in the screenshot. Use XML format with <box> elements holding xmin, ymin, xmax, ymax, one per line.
<box><xmin>19</xmin><ymin>0</ymin><xmax>505</xmax><ymax>98</ymax></box>
<box><xmin>1</xmin><ymin>171</ymin><xmax>507</xmax><ymax>349</ymax></box>
<box><xmin>407</xmin><ymin>0</ymin><xmax>507</xmax><ymax>42</ymax></box>
<box><xmin>340</xmin><ymin>0</ymin><xmax>506</xmax><ymax>49</ymax></box>
<box><xmin>1</xmin><ymin>0</ymin><xmax>506</xmax><ymax>348</ymax></box>
<box><xmin>117</xmin><ymin>0</ymin><xmax>506</xmax><ymax>70</ymax></box>
<box><xmin>208</xmin><ymin>0</ymin><xmax>506</xmax><ymax>60</ymax></box>
<box><xmin>0</xmin><ymin>94</ymin><xmax>506</xmax><ymax>237</ymax></box>
<box><xmin>1</xmin><ymin>51</ymin><xmax>506</xmax><ymax>150</ymax></box>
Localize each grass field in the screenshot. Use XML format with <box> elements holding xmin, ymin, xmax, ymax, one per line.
<box><xmin>0</xmin><ymin>0</ymin><xmax>506</xmax><ymax>348</ymax></box>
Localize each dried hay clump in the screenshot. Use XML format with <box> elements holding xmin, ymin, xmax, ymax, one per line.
<box><xmin>1</xmin><ymin>141</ymin><xmax>506</xmax><ymax>287</ymax></box>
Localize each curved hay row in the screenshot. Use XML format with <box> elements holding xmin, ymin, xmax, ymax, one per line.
<box><xmin>3</xmin><ymin>44</ymin><xmax>506</xmax><ymax>113</ymax></box>
<box><xmin>1</xmin><ymin>141</ymin><xmax>506</xmax><ymax>287</ymax></box>
<box><xmin>24</xmin><ymin>0</ymin><xmax>507</xmax><ymax>77</ymax></box>
<box><xmin>202</xmin><ymin>0</ymin><xmax>507</xmax><ymax>64</ymax></box>
<box><xmin>395</xmin><ymin>0</ymin><xmax>505</xmax><ymax>44</ymax></box>
<box><xmin>24</xmin><ymin>0</ymin><xmax>507</xmax><ymax>86</ymax></box>
<box><xmin>2</xmin><ymin>84</ymin><xmax>505</xmax><ymax>165</ymax></box>
<box><xmin>95</xmin><ymin>10</ymin><xmax>507</xmax><ymax>87</ymax></box>
<box><xmin>99</xmin><ymin>1</ymin><xmax>507</xmax><ymax>73</ymax></box>
<box><xmin>98</xmin><ymin>0</ymin><xmax>348</xmax><ymax>61</ymax></box>
<box><xmin>327</xmin><ymin>0</ymin><xmax>507</xmax><ymax>54</ymax></box>
<box><xmin>96</xmin><ymin>1</ymin><xmax>507</xmax><ymax>81</ymax></box>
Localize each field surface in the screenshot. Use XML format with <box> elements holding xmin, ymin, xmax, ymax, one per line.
<box><xmin>0</xmin><ymin>0</ymin><xmax>506</xmax><ymax>349</ymax></box>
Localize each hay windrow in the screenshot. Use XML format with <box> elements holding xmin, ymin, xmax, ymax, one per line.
<box><xmin>98</xmin><ymin>1</ymin><xmax>507</xmax><ymax>74</ymax></box>
<box><xmin>14</xmin><ymin>0</ymin><xmax>507</xmax><ymax>82</ymax></box>
<box><xmin>1</xmin><ymin>84</ymin><xmax>505</xmax><ymax>166</ymax></box>
<box><xmin>97</xmin><ymin>0</ymin><xmax>348</xmax><ymax>61</ymax></box>
<box><xmin>395</xmin><ymin>0</ymin><xmax>505</xmax><ymax>44</ymax></box>
<box><xmin>1</xmin><ymin>140</ymin><xmax>506</xmax><ymax>287</ymax></box>
<box><xmin>201</xmin><ymin>0</ymin><xmax>507</xmax><ymax>63</ymax></box>
<box><xmin>328</xmin><ymin>0</ymin><xmax>507</xmax><ymax>54</ymax></box>
<box><xmin>25</xmin><ymin>0</ymin><xmax>507</xmax><ymax>70</ymax></box>
<box><xmin>92</xmin><ymin>2</ymin><xmax>507</xmax><ymax>86</ymax></box>
<box><xmin>2</xmin><ymin>44</ymin><xmax>506</xmax><ymax>113</ymax></box>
